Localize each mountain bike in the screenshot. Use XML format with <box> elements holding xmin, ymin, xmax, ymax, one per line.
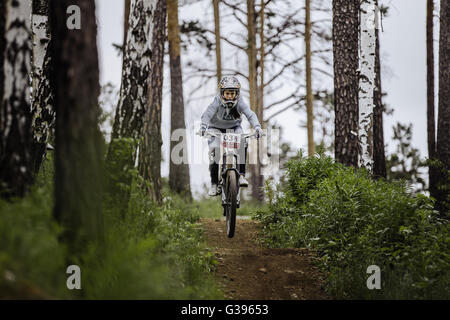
<box><xmin>198</xmin><ymin>130</ymin><xmax>259</xmax><ymax>238</ymax></box>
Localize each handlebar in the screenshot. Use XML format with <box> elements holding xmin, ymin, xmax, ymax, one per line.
<box><xmin>196</xmin><ymin>130</ymin><xmax>265</xmax><ymax>140</ymax></box>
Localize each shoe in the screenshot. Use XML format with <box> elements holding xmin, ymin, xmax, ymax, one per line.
<box><xmin>208</xmin><ymin>184</ymin><xmax>218</xmax><ymax>196</ymax></box>
<box><xmin>239</xmin><ymin>175</ymin><xmax>249</xmax><ymax>187</ymax></box>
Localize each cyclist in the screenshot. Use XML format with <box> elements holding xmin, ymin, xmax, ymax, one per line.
<box><xmin>200</xmin><ymin>76</ymin><xmax>262</xmax><ymax>196</ymax></box>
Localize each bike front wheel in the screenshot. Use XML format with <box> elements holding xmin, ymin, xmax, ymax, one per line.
<box><xmin>225</xmin><ymin>170</ymin><xmax>238</xmax><ymax>238</ymax></box>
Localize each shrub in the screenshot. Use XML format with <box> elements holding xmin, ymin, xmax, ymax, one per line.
<box><xmin>254</xmin><ymin>152</ymin><xmax>450</xmax><ymax>299</ymax></box>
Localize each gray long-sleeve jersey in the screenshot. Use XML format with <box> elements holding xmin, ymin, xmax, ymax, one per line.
<box><xmin>201</xmin><ymin>96</ymin><xmax>261</xmax><ymax>129</ymax></box>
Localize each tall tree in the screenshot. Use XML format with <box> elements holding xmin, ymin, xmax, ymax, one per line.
<box><xmin>436</xmin><ymin>0</ymin><xmax>450</xmax><ymax>215</ymax></box>
<box><xmin>427</xmin><ymin>0</ymin><xmax>438</xmax><ymax>198</ymax></box>
<box><xmin>258</xmin><ymin>0</ymin><xmax>265</xmax><ymax>127</ymax></box>
<box><xmin>305</xmin><ymin>0</ymin><xmax>315</xmax><ymax>157</ymax></box>
<box><xmin>247</xmin><ymin>0</ymin><xmax>264</xmax><ymax>201</ymax></box>
<box><xmin>358</xmin><ymin>0</ymin><xmax>377</xmax><ymax>173</ymax></box>
<box><xmin>124</xmin><ymin>0</ymin><xmax>131</xmax><ymax>46</ymax></box>
<box><xmin>30</xmin><ymin>0</ymin><xmax>54</xmax><ymax>175</ymax></box>
<box><xmin>0</xmin><ymin>0</ymin><xmax>33</xmax><ymax>198</ymax></box>
<box><xmin>213</xmin><ymin>0</ymin><xmax>222</xmax><ymax>84</ymax></box>
<box><xmin>108</xmin><ymin>0</ymin><xmax>156</xmax><ymax>209</ymax></box>
<box><xmin>139</xmin><ymin>0</ymin><xmax>166</xmax><ymax>204</ymax></box>
<box><xmin>333</xmin><ymin>0</ymin><xmax>359</xmax><ymax>168</ymax></box>
<box><xmin>0</xmin><ymin>0</ymin><xmax>5</xmax><ymax>119</ymax></box>
<box><xmin>246</xmin><ymin>0</ymin><xmax>257</xmax><ymax>115</ymax></box>
<box><xmin>110</xmin><ymin>0</ymin><xmax>155</xmax><ymax>143</ymax></box>
<box><xmin>373</xmin><ymin>0</ymin><xmax>386</xmax><ymax>179</ymax></box>
<box><xmin>168</xmin><ymin>0</ymin><xmax>192</xmax><ymax>199</ymax></box>
<box><xmin>50</xmin><ymin>0</ymin><xmax>104</xmax><ymax>252</ymax></box>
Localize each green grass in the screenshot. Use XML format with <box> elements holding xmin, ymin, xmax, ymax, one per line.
<box><xmin>195</xmin><ymin>196</ymin><xmax>266</xmax><ymax>219</ymax></box>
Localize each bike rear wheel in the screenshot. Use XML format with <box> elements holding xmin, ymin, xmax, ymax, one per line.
<box><xmin>225</xmin><ymin>170</ymin><xmax>238</xmax><ymax>238</ymax></box>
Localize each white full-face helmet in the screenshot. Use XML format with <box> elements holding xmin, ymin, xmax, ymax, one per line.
<box><xmin>219</xmin><ymin>76</ymin><xmax>241</xmax><ymax>109</ymax></box>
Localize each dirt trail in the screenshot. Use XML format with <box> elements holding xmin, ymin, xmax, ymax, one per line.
<box><xmin>201</xmin><ymin>218</ymin><xmax>330</xmax><ymax>300</ymax></box>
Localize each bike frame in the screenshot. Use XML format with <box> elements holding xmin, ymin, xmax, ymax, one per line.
<box><xmin>201</xmin><ymin>130</ymin><xmax>257</xmax><ymax>208</ymax></box>
<box><xmin>198</xmin><ymin>129</ymin><xmax>259</xmax><ymax>238</ymax></box>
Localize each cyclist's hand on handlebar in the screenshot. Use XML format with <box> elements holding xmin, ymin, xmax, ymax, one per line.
<box><xmin>200</xmin><ymin>124</ymin><xmax>207</xmax><ymax>136</ymax></box>
<box><xmin>255</xmin><ymin>126</ymin><xmax>262</xmax><ymax>139</ymax></box>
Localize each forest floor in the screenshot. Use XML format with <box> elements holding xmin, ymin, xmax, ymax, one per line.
<box><xmin>200</xmin><ymin>217</ymin><xmax>331</xmax><ymax>300</ymax></box>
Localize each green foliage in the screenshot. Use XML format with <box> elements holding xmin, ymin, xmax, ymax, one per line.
<box><xmin>254</xmin><ymin>152</ymin><xmax>450</xmax><ymax>299</ymax></box>
<box><xmin>386</xmin><ymin>123</ymin><xmax>426</xmax><ymax>192</ymax></box>
<box><xmin>105</xmin><ymin>137</ymin><xmax>140</xmax><ymax>216</ymax></box>
<box><xmin>0</xmin><ymin>151</ymin><xmax>221</xmax><ymax>299</ymax></box>
<box><xmin>0</xmin><ymin>152</ymin><xmax>68</xmax><ymax>298</ymax></box>
<box><xmin>80</xmin><ymin>176</ymin><xmax>221</xmax><ymax>299</ymax></box>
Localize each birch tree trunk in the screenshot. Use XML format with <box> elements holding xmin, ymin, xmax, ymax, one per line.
<box><xmin>107</xmin><ymin>0</ymin><xmax>156</xmax><ymax>211</ymax></box>
<box><xmin>213</xmin><ymin>0</ymin><xmax>222</xmax><ymax>84</ymax></box>
<box><xmin>358</xmin><ymin>0</ymin><xmax>376</xmax><ymax>173</ymax></box>
<box><xmin>0</xmin><ymin>0</ymin><xmax>33</xmax><ymax>198</ymax></box>
<box><xmin>168</xmin><ymin>0</ymin><xmax>192</xmax><ymax>199</ymax></box>
<box><xmin>31</xmin><ymin>0</ymin><xmax>54</xmax><ymax>175</ymax></box>
<box><xmin>110</xmin><ymin>0</ymin><xmax>155</xmax><ymax>142</ymax></box>
<box><xmin>427</xmin><ymin>0</ymin><xmax>438</xmax><ymax>198</ymax></box>
<box><xmin>333</xmin><ymin>0</ymin><xmax>359</xmax><ymax>168</ymax></box>
<box><xmin>436</xmin><ymin>0</ymin><xmax>450</xmax><ymax>216</ymax></box>
<box><xmin>139</xmin><ymin>0</ymin><xmax>166</xmax><ymax>204</ymax></box>
<box><xmin>305</xmin><ymin>0</ymin><xmax>315</xmax><ymax>157</ymax></box>
<box><xmin>50</xmin><ymin>0</ymin><xmax>104</xmax><ymax>253</ymax></box>
<box><xmin>373</xmin><ymin>5</ymin><xmax>386</xmax><ymax>179</ymax></box>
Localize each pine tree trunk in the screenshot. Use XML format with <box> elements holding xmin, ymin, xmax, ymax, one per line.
<box><xmin>168</xmin><ymin>0</ymin><xmax>192</xmax><ymax>199</ymax></box>
<box><xmin>333</xmin><ymin>0</ymin><xmax>359</xmax><ymax>168</ymax></box>
<box><xmin>373</xmin><ymin>7</ymin><xmax>387</xmax><ymax>179</ymax></box>
<box><xmin>427</xmin><ymin>0</ymin><xmax>438</xmax><ymax>198</ymax></box>
<box><xmin>305</xmin><ymin>0</ymin><xmax>315</xmax><ymax>157</ymax></box>
<box><xmin>358</xmin><ymin>0</ymin><xmax>376</xmax><ymax>173</ymax></box>
<box><xmin>247</xmin><ymin>0</ymin><xmax>263</xmax><ymax>201</ymax></box>
<box><xmin>246</xmin><ymin>0</ymin><xmax>257</xmax><ymax>137</ymax></box>
<box><xmin>124</xmin><ymin>0</ymin><xmax>131</xmax><ymax>46</ymax></box>
<box><xmin>31</xmin><ymin>0</ymin><xmax>54</xmax><ymax>175</ymax></box>
<box><xmin>436</xmin><ymin>0</ymin><xmax>450</xmax><ymax>216</ymax></box>
<box><xmin>0</xmin><ymin>0</ymin><xmax>5</xmax><ymax>117</ymax></box>
<box><xmin>50</xmin><ymin>0</ymin><xmax>104</xmax><ymax>253</ymax></box>
<box><xmin>107</xmin><ymin>0</ymin><xmax>156</xmax><ymax>211</ymax></box>
<box><xmin>139</xmin><ymin>0</ymin><xmax>166</xmax><ymax>204</ymax></box>
<box><xmin>213</xmin><ymin>0</ymin><xmax>222</xmax><ymax>84</ymax></box>
<box><xmin>258</xmin><ymin>0</ymin><xmax>265</xmax><ymax>127</ymax></box>
<box><xmin>0</xmin><ymin>0</ymin><xmax>33</xmax><ymax>199</ymax></box>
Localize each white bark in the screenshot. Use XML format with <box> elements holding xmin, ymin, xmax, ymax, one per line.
<box><xmin>32</xmin><ymin>14</ymin><xmax>49</xmax><ymax>83</ymax></box>
<box><xmin>113</xmin><ymin>0</ymin><xmax>156</xmax><ymax>139</ymax></box>
<box><xmin>2</xmin><ymin>0</ymin><xmax>32</xmax><ymax>141</ymax></box>
<box><xmin>31</xmin><ymin>10</ymin><xmax>53</xmax><ymax>143</ymax></box>
<box><xmin>358</xmin><ymin>0</ymin><xmax>377</xmax><ymax>172</ymax></box>
<box><xmin>0</xmin><ymin>0</ymin><xmax>33</xmax><ymax>195</ymax></box>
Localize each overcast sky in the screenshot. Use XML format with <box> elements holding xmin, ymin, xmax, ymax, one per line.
<box><xmin>96</xmin><ymin>0</ymin><xmax>438</xmax><ymax>198</ymax></box>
